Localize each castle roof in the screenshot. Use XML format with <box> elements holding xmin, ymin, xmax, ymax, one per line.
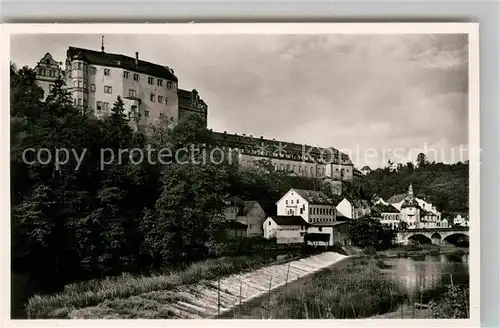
<box><xmin>211</xmin><ymin>131</ymin><xmax>352</xmax><ymax>165</ymax></box>
<box><xmin>66</xmin><ymin>46</ymin><xmax>178</xmax><ymax>82</ymax></box>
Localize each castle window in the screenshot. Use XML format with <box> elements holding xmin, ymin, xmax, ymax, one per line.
<box><xmin>158</xmin><ymin>95</ymin><xmax>164</xmax><ymax>103</ymax></box>
<box><xmin>148</xmin><ymin>77</ymin><xmax>154</xmax><ymax>85</ymax></box>
<box><xmin>123</xmin><ymin>71</ymin><xmax>129</xmax><ymax>79</ymax></box>
<box><xmin>150</xmin><ymin>93</ymin><xmax>155</xmax><ymax>102</ymax></box>
<box><xmin>167</xmin><ymin>81</ymin><xmax>173</xmax><ymax>89</ymax></box>
<box><xmin>129</xmin><ymin>89</ymin><xmax>136</xmax><ymax>98</ymax></box>
<box><xmin>164</xmin><ymin>97</ymin><xmax>168</xmax><ymax>105</ymax></box>
<box><xmin>83</xmin><ymin>81</ymin><xmax>87</xmax><ymax>89</ymax></box>
<box><xmin>133</xmin><ymin>74</ymin><xmax>139</xmax><ymax>81</ymax></box>
<box><xmin>90</xmin><ymin>67</ymin><xmax>96</xmax><ymax>75</ymax></box>
<box><xmin>77</xmin><ymin>62</ymin><xmax>82</xmax><ymax>70</ymax></box>
<box><xmin>49</xmin><ymin>84</ymin><xmax>55</xmax><ymax>92</ymax></box>
<box><xmin>91</xmin><ymin>84</ymin><xmax>96</xmax><ymax>92</ymax></box>
<box><xmin>77</xmin><ymin>98</ymin><xmax>82</xmax><ymax>106</ymax></box>
<box><xmin>104</xmin><ymin>86</ymin><xmax>112</xmax><ymax>94</ymax></box>
<box><xmin>77</xmin><ymin>81</ymin><xmax>83</xmax><ymax>88</ymax></box>
<box><xmin>144</xmin><ymin>110</ymin><xmax>150</xmax><ymax>117</ymax></box>
<box><xmin>104</xmin><ymin>68</ymin><xmax>110</xmax><ymax>76</ymax></box>
<box><xmin>157</xmin><ymin>79</ymin><xmax>163</xmax><ymax>86</ymax></box>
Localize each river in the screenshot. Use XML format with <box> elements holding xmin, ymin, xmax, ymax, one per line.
<box><xmin>380</xmin><ymin>252</ymin><xmax>469</xmax><ymax>303</ymax></box>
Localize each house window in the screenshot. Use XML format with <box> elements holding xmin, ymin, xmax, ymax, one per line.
<box><xmin>158</xmin><ymin>95</ymin><xmax>164</xmax><ymax>103</ymax></box>
<box><xmin>129</xmin><ymin>89</ymin><xmax>136</xmax><ymax>98</ymax></box>
<box><xmin>77</xmin><ymin>98</ymin><xmax>82</xmax><ymax>106</ymax></box>
<box><xmin>104</xmin><ymin>86</ymin><xmax>112</xmax><ymax>94</ymax></box>
<box><xmin>167</xmin><ymin>81</ymin><xmax>173</xmax><ymax>89</ymax></box>
<box><xmin>90</xmin><ymin>84</ymin><xmax>96</xmax><ymax>92</ymax></box>
<box><xmin>164</xmin><ymin>97</ymin><xmax>168</xmax><ymax>105</ymax></box>
<box><xmin>148</xmin><ymin>77</ymin><xmax>154</xmax><ymax>85</ymax></box>
<box><xmin>49</xmin><ymin>84</ymin><xmax>55</xmax><ymax>92</ymax></box>
<box><xmin>77</xmin><ymin>81</ymin><xmax>82</xmax><ymax>88</ymax></box>
<box><xmin>269</xmin><ymin>221</ymin><xmax>271</xmax><ymax>226</ymax></box>
<box><xmin>90</xmin><ymin>66</ymin><xmax>96</xmax><ymax>75</ymax></box>
<box><xmin>133</xmin><ymin>74</ymin><xmax>139</xmax><ymax>81</ymax></box>
<box><xmin>123</xmin><ymin>71</ymin><xmax>129</xmax><ymax>79</ymax></box>
<box><xmin>144</xmin><ymin>110</ymin><xmax>150</xmax><ymax>117</ymax></box>
<box><xmin>150</xmin><ymin>94</ymin><xmax>155</xmax><ymax>102</ymax></box>
<box><xmin>157</xmin><ymin>79</ymin><xmax>163</xmax><ymax>86</ymax></box>
<box><xmin>103</xmin><ymin>102</ymin><xmax>109</xmax><ymax>111</ymax></box>
<box><xmin>104</xmin><ymin>68</ymin><xmax>110</xmax><ymax>76</ymax></box>
<box><xmin>83</xmin><ymin>81</ymin><xmax>87</xmax><ymax>89</ymax></box>
<box><xmin>286</xmin><ymin>200</ymin><xmax>288</xmax><ymax>205</ymax></box>
<box><xmin>77</xmin><ymin>62</ymin><xmax>82</xmax><ymax>70</ymax></box>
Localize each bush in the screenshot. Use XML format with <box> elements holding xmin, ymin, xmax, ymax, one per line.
<box><xmin>363</xmin><ymin>246</ymin><xmax>377</xmax><ymax>255</ymax></box>
<box><xmin>428</xmin><ymin>284</ymin><xmax>469</xmax><ymax>318</ymax></box>
<box><xmin>273</xmin><ymin>260</ymin><xmax>406</xmax><ymax>318</ymax></box>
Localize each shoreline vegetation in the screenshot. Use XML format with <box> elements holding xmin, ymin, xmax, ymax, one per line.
<box><xmin>24</xmin><ymin>244</ymin><xmax>468</xmax><ymax>319</ymax></box>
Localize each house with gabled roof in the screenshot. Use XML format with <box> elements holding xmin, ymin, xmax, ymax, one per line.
<box><xmin>276</xmin><ymin>188</ymin><xmax>337</xmax><ymax>225</ymax></box>
<box><xmin>223</xmin><ymin>197</ymin><xmax>267</xmax><ymax>237</ymax></box>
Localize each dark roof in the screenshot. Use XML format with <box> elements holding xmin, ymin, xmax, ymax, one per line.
<box><xmin>211</xmin><ymin>131</ymin><xmax>353</xmax><ymax>165</ymax></box>
<box><xmin>66</xmin><ymin>46</ymin><xmax>178</xmax><ymax>82</ymax></box>
<box><xmin>294</xmin><ymin>189</ymin><xmax>335</xmax><ymax>205</ymax></box>
<box><xmin>372</xmin><ymin>203</ymin><xmax>400</xmax><ymax>214</ymax></box>
<box><xmin>336</xmin><ymin>215</ymin><xmax>351</xmax><ymax>222</ymax></box>
<box><xmin>240</xmin><ymin>201</ymin><xmax>259</xmax><ymax>216</ymax></box>
<box><xmin>269</xmin><ymin>216</ymin><xmax>308</xmax><ymax>226</ymax></box>
<box><xmin>311</xmin><ymin>220</ymin><xmax>351</xmax><ymax>227</ymax></box>
<box><xmin>305</xmin><ymin>233</ymin><xmax>330</xmax><ymax>242</ymax></box>
<box><xmin>387</xmin><ymin>193</ymin><xmax>406</xmax><ymax>204</ymax></box>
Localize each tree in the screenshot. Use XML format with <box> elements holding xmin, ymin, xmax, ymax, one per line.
<box><xmin>347</xmin><ymin>218</ymin><xmax>396</xmax><ymax>249</ymax></box>
<box><xmin>416</xmin><ymin>152</ymin><xmax>428</xmax><ymax>168</ymax></box>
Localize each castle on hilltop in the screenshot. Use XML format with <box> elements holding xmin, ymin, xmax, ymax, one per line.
<box><xmin>33</xmin><ymin>43</ymin><xmax>355</xmax><ymax>184</ymax></box>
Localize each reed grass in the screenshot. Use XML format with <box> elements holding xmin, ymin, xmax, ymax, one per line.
<box><xmin>261</xmin><ymin>259</ymin><xmax>406</xmax><ymax>319</ymax></box>
<box><xmin>26</xmin><ymin>255</ymin><xmax>268</xmax><ymax>318</ymax></box>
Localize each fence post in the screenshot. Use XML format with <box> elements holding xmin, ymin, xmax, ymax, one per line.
<box><xmin>282</xmin><ymin>261</ymin><xmax>291</xmax><ymax>318</ymax></box>
<box><xmin>267</xmin><ymin>270</ymin><xmax>273</xmax><ymax>318</ymax></box>
<box><xmin>239</xmin><ymin>278</ymin><xmax>243</xmax><ymax>318</ymax></box>
<box><xmin>218</xmin><ymin>277</ymin><xmax>221</xmax><ymax>317</ymax></box>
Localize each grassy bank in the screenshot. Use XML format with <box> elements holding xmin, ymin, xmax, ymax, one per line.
<box><xmin>234</xmin><ymin>258</ymin><xmax>406</xmax><ymax>319</ymax></box>
<box><xmin>26</xmin><ymin>254</ymin><xmax>280</xmax><ymax>319</ymax></box>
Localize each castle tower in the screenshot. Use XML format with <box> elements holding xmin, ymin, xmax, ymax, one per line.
<box><xmin>400</xmin><ymin>183</ymin><xmax>421</xmax><ymax>229</ymax></box>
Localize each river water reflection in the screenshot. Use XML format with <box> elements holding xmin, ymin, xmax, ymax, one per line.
<box><xmin>381</xmin><ymin>253</ymin><xmax>469</xmax><ymax>299</ymax></box>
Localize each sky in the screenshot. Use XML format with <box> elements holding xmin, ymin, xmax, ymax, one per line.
<box><xmin>10</xmin><ymin>33</ymin><xmax>469</xmax><ymax>169</ymax></box>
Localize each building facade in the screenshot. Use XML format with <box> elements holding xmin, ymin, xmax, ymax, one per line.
<box><xmin>34</xmin><ymin>53</ymin><xmax>64</xmax><ymax>100</ymax></box>
<box><xmin>178</xmin><ymin>88</ymin><xmax>208</xmax><ymax>124</ymax></box>
<box><xmin>276</xmin><ymin>189</ymin><xmax>337</xmax><ymax>224</ymax></box>
<box><xmin>223</xmin><ymin>198</ymin><xmax>267</xmax><ymax>237</ymax></box>
<box><xmin>263</xmin><ymin>216</ymin><xmax>308</xmax><ymax>244</ymax></box>
<box><xmin>212</xmin><ymin>131</ymin><xmax>355</xmax><ymax>182</ymax></box>
<box><xmin>64</xmin><ymin>47</ymin><xmax>179</xmax><ymax>133</ymax></box>
<box><xmin>33</xmin><ymin>46</ymin><xmax>355</xmax><ymax>183</ymax></box>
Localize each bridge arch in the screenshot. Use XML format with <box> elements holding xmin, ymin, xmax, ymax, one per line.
<box><xmin>431</xmin><ymin>232</ymin><xmax>442</xmax><ymax>246</ymax></box>
<box><xmin>443</xmin><ymin>233</ymin><xmax>469</xmax><ymax>246</ymax></box>
<box><xmin>407</xmin><ymin>234</ymin><xmax>432</xmax><ymax>245</ymax></box>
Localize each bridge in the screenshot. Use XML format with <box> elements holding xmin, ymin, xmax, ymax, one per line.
<box><xmin>395</xmin><ymin>227</ymin><xmax>469</xmax><ymax>246</ymax></box>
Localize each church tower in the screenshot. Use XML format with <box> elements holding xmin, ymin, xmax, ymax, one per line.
<box><xmin>400</xmin><ymin>183</ymin><xmax>421</xmax><ymax>229</ymax></box>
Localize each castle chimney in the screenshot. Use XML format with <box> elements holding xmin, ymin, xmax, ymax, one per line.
<box><xmin>135</xmin><ymin>52</ymin><xmax>139</xmax><ymax>65</ymax></box>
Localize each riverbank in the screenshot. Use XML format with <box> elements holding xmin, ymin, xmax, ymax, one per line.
<box><xmin>373</xmin><ymin>244</ymin><xmax>469</xmax><ymax>259</ymax></box>
<box><xmin>231</xmin><ymin>257</ymin><xmax>406</xmax><ymax>319</ymax></box>
<box><xmin>25</xmin><ymin>254</ymin><xmax>277</xmax><ymax>318</ymax></box>
<box><xmin>26</xmin><ymin>251</ymin><xmax>348</xmax><ymax>319</ymax></box>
